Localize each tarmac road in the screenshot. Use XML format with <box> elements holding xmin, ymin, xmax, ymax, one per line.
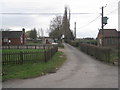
<box><xmin>3</xmin><ymin>43</ymin><xmax>118</xmax><ymax>88</ymax></box>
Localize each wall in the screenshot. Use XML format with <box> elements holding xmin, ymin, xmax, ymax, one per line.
<box><xmin>2</xmin><ymin>38</ymin><xmax>21</xmax><ymax>45</ymax></box>
<box><xmin>10</xmin><ymin>38</ymin><xmax>21</xmax><ymax>45</ymax></box>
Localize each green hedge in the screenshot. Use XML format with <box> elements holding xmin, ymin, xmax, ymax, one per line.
<box><xmin>68</xmin><ymin>40</ymin><xmax>97</xmax><ymax>47</ymax></box>
<box><xmin>79</xmin><ymin>43</ymin><xmax>116</xmax><ymax>63</ymax></box>
<box><xmin>68</xmin><ymin>41</ymin><xmax>80</xmax><ymax>47</ymax></box>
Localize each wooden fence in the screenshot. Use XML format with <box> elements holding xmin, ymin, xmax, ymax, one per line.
<box><xmin>2</xmin><ymin>45</ymin><xmax>58</xmax><ymax>65</ymax></box>
<box><xmin>1</xmin><ymin>44</ymin><xmax>54</xmax><ymax>50</ymax></box>
<box><xmin>79</xmin><ymin>43</ymin><xmax>117</xmax><ymax>63</ymax></box>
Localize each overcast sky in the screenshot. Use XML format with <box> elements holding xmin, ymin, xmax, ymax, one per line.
<box><xmin>0</xmin><ymin>0</ymin><xmax>119</xmax><ymax>38</ymax></box>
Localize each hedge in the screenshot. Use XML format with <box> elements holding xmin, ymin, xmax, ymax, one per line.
<box><xmin>79</xmin><ymin>43</ymin><xmax>117</xmax><ymax>63</ymax></box>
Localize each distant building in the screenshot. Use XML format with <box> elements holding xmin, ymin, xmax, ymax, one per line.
<box><xmin>42</xmin><ymin>37</ymin><xmax>53</xmax><ymax>44</ymax></box>
<box><xmin>2</xmin><ymin>28</ymin><xmax>26</xmax><ymax>45</ymax></box>
<box><xmin>97</xmin><ymin>29</ymin><xmax>119</xmax><ymax>48</ymax></box>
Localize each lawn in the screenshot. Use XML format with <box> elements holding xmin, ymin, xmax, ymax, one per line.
<box><xmin>2</xmin><ymin>51</ymin><xmax>66</xmax><ymax>81</ymax></box>
<box><xmin>25</xmin><ymin>40</ymin><xmax>42</xmax><ymax>45</ymax></box>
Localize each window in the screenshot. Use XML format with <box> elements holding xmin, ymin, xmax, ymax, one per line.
<box><xmin>4</xmin><ymin>38</ymin><xmax>8</xmax><ymax>42</ymax></box>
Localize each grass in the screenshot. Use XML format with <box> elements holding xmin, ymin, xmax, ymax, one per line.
<box><xmin>2</xmin><ymin>51</ymin><xmax>66</xmax><ymax>81</ymax></box>
<box><xmin>25</xmin><ymin>40</ymin><xmax>42</xmax><ymax>45</ymax></box>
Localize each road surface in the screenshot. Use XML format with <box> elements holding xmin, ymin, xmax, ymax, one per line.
<box><xmin>3</xmin><ymin>43</ymin><xmax>118</xmax><ymax>88</ymax></box>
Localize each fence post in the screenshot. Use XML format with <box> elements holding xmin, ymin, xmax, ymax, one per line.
<box><xmin>8</xmin><ymin>45</ymin><xmax>10</xmax><ymax>49</ymax></box>
<box><xmin>20</xmin><ymin>51</ymin><xmax>23</xmax><ymax>64</ymax></box>
<box><xmin>56</xmin><ymin>45</ymin><xmax>58</xmax><ymax>52</ymax></box>
<box><xmin>43</xmin><ymin>45</ymin><xmax>45</xmax><ymax>50</ymax></box>
<box><xmin>26</xmin><ymin>45</ymin><xmax>28</xmax><ymax>49</ymax></box>
<box><xmin>48</xmin><ymin>49</ymin><xmax>51</xmax><ymax>60</ymax></box>
<box><xmin>17</xmin><ymin>46</ymin><xmax>19</xmax><ymax>49</ymax></box>
<box><xmin>56</xmin><ymin>46</ymin><xmax>58</xmax><ymax>52</ymax></box>
<box><xmin>51</xmin><ymin>48</ymin><xmax>52</xmax><ymax>57</ymax></box>
<box><xmin>44</xmin><ymin>50</ymin><xmax>47</xmax><ymax>62</ymax></box>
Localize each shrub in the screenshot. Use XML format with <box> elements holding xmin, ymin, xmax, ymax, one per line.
<box><xmin>68</xmin><ymin>41</ymin><xmax>80</xmax><ymax>47</ymax></box>
<box><xmin>58</xmin><ymin>43</ymin><xmax>64</xmax><ymax>48</ymax></box>
<box><xmin>79</xmin><ymin>40</ymin><xmax>97</xmax><ymax>45</ymax></box>
<box><xmin>79</xmin><ymin>43</ymin><xmax>113</xmax><ymax>62</ymax></box>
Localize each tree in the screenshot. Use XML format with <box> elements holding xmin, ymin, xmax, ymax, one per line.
<box><xmin>25</xmin><ymin>31</ymin><xmax>31</xmax><ymax>38</ymax></box>
<box><xmin>29</xmin><ymin>28</ymin><xmax>37</xmax><ymax>40</ymax></box>
<box><xmin>49</xmin><ymin>16</ymin><xmax>63</xmax><ymax>40</ymax></box>
<box><xmin>62</xmin><ymin>7</ymin><xmax>74</xmax><ymax>42</ymax></box>
<box><xmin>49</xmin><ymin>7</ymin><xmax>74</xmax><ymax>42</ymax></box>
<box><xmin>49</xmin><ymin>27</ymin><xmax>62</xmax><ymax>40</ymax></box>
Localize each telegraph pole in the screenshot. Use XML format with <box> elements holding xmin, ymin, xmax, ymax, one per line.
<box><xmin>101</xmin><ymin>5</ymin><xmax>107</xmax><ymax>29</ymax></box>
<box><xmin>101</xmin><ymin>6</ymin><xmax>104</xmax><ymax>46</ymax></box>
<box><xmin>101</xmin><ymin>6</ymin><xmax>104</xmax><ymax>29</ymax></box>
<box><xmin>101</xmin><ymin>5</ymin><xmax>108</xmax><ymax>46</ymax></box>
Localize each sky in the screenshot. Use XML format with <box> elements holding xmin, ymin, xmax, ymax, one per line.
<box><xmin>0</xmin><ymin>0</ymin><xmax>119</xmax><ymax>38</ymax></box>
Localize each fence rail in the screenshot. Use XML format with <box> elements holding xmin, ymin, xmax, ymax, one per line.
<box><xmin>1</xmin><ymin>44</ymin><xmax>54</xmax><ymax>50</ymax></box>
<box><xmin>2</xmin><ymin>45</ymin><xmax>58</xmax><ymax>65</ymax></box>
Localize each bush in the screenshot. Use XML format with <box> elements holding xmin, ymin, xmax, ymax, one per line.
<box><xmin>79</xmin><ymin>40</ymin><xmax>97</xmax><ymax>45</ymax></box>
<box><xmin>58</xmin><ymin>43</ymin><xmax>64</xmax><ymax>48</ymax></box>
<box><xmin>79</xmin><ymin>43</ymin><xmax>113</xmax><ymax>63</ymax></box>
<box><xmin>68</xmin><ymin>41</ymin><xmax>80</xmax><ymax>47</ymax></box>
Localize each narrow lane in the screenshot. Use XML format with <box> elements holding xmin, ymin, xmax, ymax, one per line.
<box><xmin>3</xmin><ymin>43</ymin><xmax>118</xmax><ymax>88</ymax></box>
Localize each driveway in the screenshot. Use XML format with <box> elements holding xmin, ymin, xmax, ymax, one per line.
<box><xmin>3</xmin><ymin>43</ymin><xmax>118</xmax><ymax>88</ymax></box>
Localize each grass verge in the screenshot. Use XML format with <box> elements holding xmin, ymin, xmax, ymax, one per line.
<box><xmin>2</xmin><ymin>51</ymin><xmax>66</xmax><ymax>81</ymax></box>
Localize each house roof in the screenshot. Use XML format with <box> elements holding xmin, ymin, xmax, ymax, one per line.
<box><xmin>98</xmin><ymin>29</ymin><xmax>118</xmax><ymax>38</ymax></box>
<box><xmin>2</xmin><ymin>31</ymin><xmax>23</xmax><ymax>38</ymax></box>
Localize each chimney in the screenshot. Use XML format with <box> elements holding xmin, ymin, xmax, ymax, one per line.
<box><xmin>22</xmin><ymin>28</ymin><xmax>25</xmax><ymax>33</ymax></box>
<box><xmin>22</xmin><ymin>28</ymin><xmax>25</xmax><ymax>44</ymax></box>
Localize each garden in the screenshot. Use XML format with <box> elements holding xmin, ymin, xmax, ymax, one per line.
<box><xmin>2</xmin><ymin>44</ymin><xmax>66</xmax><ymax>81</ymax></box>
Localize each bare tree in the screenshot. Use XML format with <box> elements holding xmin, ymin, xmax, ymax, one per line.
<box><xmin>49</xmin><ymin>16</ymin><xmax>63</xmax><ymax>40</ymax></box>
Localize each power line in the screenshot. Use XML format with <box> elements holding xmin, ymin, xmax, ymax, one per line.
<box><xmin>105</xmin><ymin>0</ymin><xmax>119</xmax><ymax>15</ymax></box>
<box><xmin>106</xmin><ymin>8</ymin><xmax>118</xmax><ymax>15</ymax></box>
<box><xmin>106</xmin><ymin>0</ymin><xmax>119</xmax><ymax>8</ymax></box>
<box><xmin>77</xmin><ymin>15</ymin><xmax>101</xmax><ymax>29</ymax></box>
<box><xmin>0</xmin><ymin>12</ymin><xmax>99</xmax><ymax>15</ymax></box>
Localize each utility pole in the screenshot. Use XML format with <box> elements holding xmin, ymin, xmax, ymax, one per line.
<box><xmin>101</xmin><ymin>6</ymin><xmax>104</xmax><ymax>29</ymax></box>
<box><xmin>74</xmin><ymin>22</ymin><xmax>76</xmax><ymax>39</ymax></box>
<box><xmin>101</xmin><ymin>5</ymin><xmax>108</xmax><ymax>46</ymax></box>
<box><xmin>101</xmin><ymin>5</ymin><xmax>107</xmax><ymax>29</ymax></box>
<box><xmin>101</xmin><ymin>6</ymin><xmax>104</xmax><ymax>46</ymax></box>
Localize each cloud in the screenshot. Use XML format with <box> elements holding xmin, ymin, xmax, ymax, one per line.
<box><xmin>0</xmin><ymin>0</ymin><xmax>119</xmax><ymax>38</ymax></box>
<box><xmin>2</xmin><ymin>15</ymin><xmax>35</xmax><ymax>28</ymax></box>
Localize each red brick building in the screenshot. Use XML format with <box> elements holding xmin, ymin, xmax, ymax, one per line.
<box><xmin>97</xmin><ymin>29</ymin><xmax>118</xmax><ymax>48</ymax></box>
<box><xmin>2</xmin><ymin>28</ymin><xmax>26</xmax><ymax>45</ymax></box>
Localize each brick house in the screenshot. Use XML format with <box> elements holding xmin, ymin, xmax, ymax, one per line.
<box><xmin>97</xmin><ymin>29</ymin><xmax>118</xmax><ymax>48</ymax></box>
<box><xmin>2</xmin><ymin>28</ymin><xmax>26</xmax><ymax>45</ymax></box>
